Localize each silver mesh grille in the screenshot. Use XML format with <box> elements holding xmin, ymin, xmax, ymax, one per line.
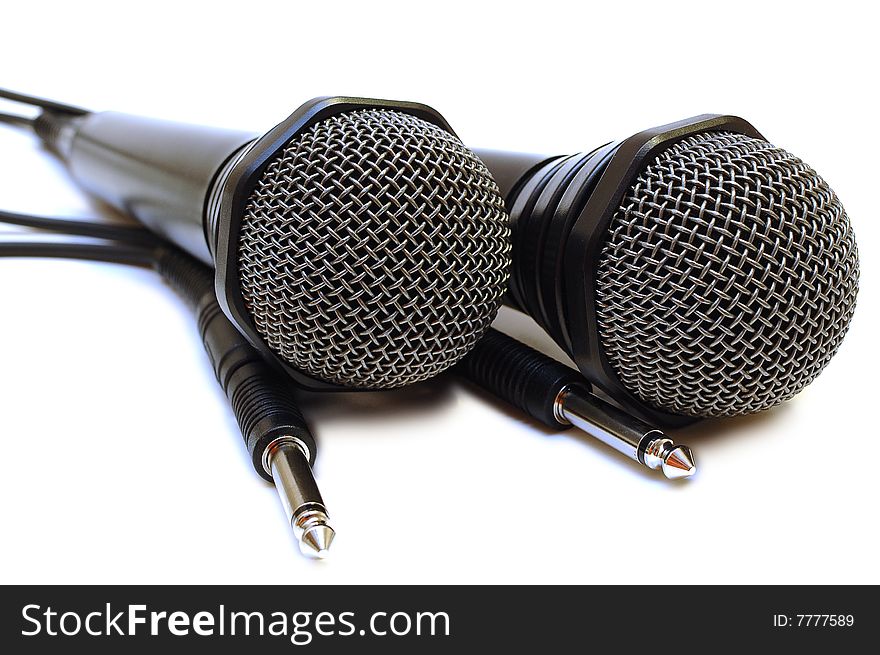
<box><xmin>238</xmin><ymin>109</ymin><xmax>511</xmax><ymax>389</ymax></box>
<box><xmin>595</xmin><ymin>132</ymin><xmax>859</xmax><ymax>417</ymax></box>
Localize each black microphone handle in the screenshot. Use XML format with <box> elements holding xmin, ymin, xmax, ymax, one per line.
<box><xmin>473</xmin><ymin>148</ymin><xmax>573</xmax><ymax>319</ymax></box>
<box><xmin>36</xmin><ymin>111</ymin><xmax>257</xmax><ymax>264</ymax></box>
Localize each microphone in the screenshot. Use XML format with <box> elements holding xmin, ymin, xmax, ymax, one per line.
<box><xmin>475</xmin><ymin>115</ymin><xmax>859</xmax><ymax>426</ymax></box>
<box><xmin>33</xmin><ymin>96</ymin><xmax>511</xmax><ymax>391</ymax></box>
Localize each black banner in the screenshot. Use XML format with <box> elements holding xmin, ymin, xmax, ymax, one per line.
<box><xmin>0</xmin><ymin>585</ymin><xmax>875</xmax><ymax>652</ymax></box>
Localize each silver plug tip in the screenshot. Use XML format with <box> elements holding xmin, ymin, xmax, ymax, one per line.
<box><xmin>266</xmin><ymin>437</ymin><xmax>336</xmax><ymax>558</ymax></box>
<box><xmin>645</xmin><ymin>438</ymin><xmax>697</xmax><ymax>479</ymax></box>
<box><xmin>294</xmin><ymin>507</ymin><xmax>336</xmax><ymax>559</ymax></box>
<box><xmin>300</xmin><ymin>522</ymin><xmax>336</xmax><ymax>559</ymax></box>
<box><xmin>661</xmin><ymin>445</ymin><xmax>696</xmax><ymax>479</ymax></box>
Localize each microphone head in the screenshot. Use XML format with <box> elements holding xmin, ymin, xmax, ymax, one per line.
<box><xmin>593</xmin><ymin>130</ymin><xmax>859</xmax><ymax>418</ymax></box>
<box><xmin>212</xmin><ymin>100</ymin><xmax>510</xmax><ymax>389</ymax></box>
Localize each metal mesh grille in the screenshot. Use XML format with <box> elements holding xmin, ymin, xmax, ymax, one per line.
<box><xmin>238</xmin><ymin>109</ymin><xmax>510</xmax><ymax>389</ymax></box>
<box><xmin>595</xmin><ymin>132</ymin><xmax>859</xmax><ymax>417</ymax></box>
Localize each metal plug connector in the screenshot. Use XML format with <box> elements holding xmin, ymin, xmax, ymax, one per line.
<box><xmin>265</xmin><ymin>437</ymin><xmax>335</xmax><ymax>558</ymax></box>
<box><xmin>555</xmin><ymin>386</ymin><xmax>696</xmax><ymax>480</ymax></box>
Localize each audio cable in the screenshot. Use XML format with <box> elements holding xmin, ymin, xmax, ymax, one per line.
<box><xmin>0</xmin><ymin>111</ymin><xmax>37</xmax><ymax>128</ymax></box>
<box><xmin>0</xmin><ymin>88</ymin><xmax>85</xmax><ymax>129</ymax></box>
<box><xmin>0</xmin><ymin>215</ymin><xmax>336</xmax><ymax>558</ymax></box>
<box><xmin>154</xmin><ymin>247</ymin><xmax>336</xmax><ymax>557</ymax></box>
<box><xmin>0</xmin><ymin>87</ymin><xmax>88</xmax><ymax>116</ymax></box>
<box><xmin>457</xmin><ymin>329</ymin><xmax>695</xmax><ymax>478</ymax></box>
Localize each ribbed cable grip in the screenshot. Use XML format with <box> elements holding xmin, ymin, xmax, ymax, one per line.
<box><xmin>458</xmin><ymin>328</ymin><xmax>585</xmax><ymax>428</ymax></box>
<box><xmin>155</xmin><ymin>248</ymin><xmax>315</xmax><ymax>481</ymax></box>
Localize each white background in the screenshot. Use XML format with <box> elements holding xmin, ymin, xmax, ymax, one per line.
<box><xmin>0</xmin><ymin>0</ymin><xmax>877</xmax><ymax>585</ymax></box>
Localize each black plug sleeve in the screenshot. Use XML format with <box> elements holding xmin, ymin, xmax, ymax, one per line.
<box><xmin>457</xmin><ymin>328</ymin><xmax>588</xmax><ymax>429</ymax></box>
<box><xmin>154</xmin><ymin>248</ymin><xmax>315</xmax><ymax>481</ymax></box>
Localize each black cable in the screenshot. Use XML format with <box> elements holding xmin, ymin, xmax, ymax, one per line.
<box><xmin>0</xmin><ymin>111</ymin><xmax>34</xmax><ymax>128</ymax></box>
<box><xmin>0</xmin><ymin>88</ymin><xmax>89</xmax><ymax>116</ymax></box>
<box><xmin>0</xmin><ymin>209</ymin><xmax>160</xmax><ymax>246</ymax></box>
<box><xmin>0</xmin><ymin>233</ymin><xmax>329</xmax><ymax>544</ymax></box>
<box><xmin>153</xmin><ymin>248</ymin><xmax>320</xmax><ymax>482</ymax></box>
<box><xmin>0</xmin><ymin>241</ymin><xmax>157</xmax><ymax>267</ymax></box>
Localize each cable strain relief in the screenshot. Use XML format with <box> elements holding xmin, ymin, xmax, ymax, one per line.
<box><xmin>155</xmin><ymin>246</ymin><xmax>317</xmax><ymax>479</ymax></box>
<box><xmin>154</xmin><ymin>247</ymin><xmax>215</xmax><ymax>310</ymax></box>
<box><xmin>194</xmin><ymin>290</ymin><xmax>317</xmax><ymax>478</ymax></box>
<box><xmin>32</xmin><ymin>112</ymin><xmax>62</xmax><ymax>148</ymax></box>
<box><xmin>226</xmin><ymin>362</ymin><xmax>316</xmax><ymax>481</ymax></box>
<box><xmin>457</xmin><ymin>328</ymin><xmax>586</xmax><ymax>429</ymax></box>
<box><xmin>33</xmin><ymin>111</ymin><xmax>81</xmax><ymax>159</ymax></box>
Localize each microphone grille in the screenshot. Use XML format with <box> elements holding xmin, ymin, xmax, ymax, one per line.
<box><xmin>595</xmin><ymin>131</ymin><xmax>859</xmax><ymax>418</ymax></box>
<box><xmin>237</xmin><ymin>108</ymin><xmax>510</xmax><ymax>389</ymax></box>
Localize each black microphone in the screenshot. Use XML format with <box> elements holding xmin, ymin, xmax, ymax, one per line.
<box><xmin>474</xmin><ymin>115</ymin><xmax>859</xmax><ymax>426</ymax></box>
<box><xmin>33</xmin><ymin>96</ymin><xmax>512</xmax><ymax>391</ymax></box>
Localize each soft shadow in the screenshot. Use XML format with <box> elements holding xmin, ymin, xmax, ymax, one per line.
<box><xmin>669</xmin><ymin>400</ymin><xmax>796</xmax><ymax>445</ymax></box>
<box><xmin>296</xmin><ymin>375</ymin><xmax>457</xmax><ymax>428</ymax></box>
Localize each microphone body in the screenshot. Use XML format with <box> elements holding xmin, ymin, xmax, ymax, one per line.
<box><xmin>36</xmin><ymin>97</ymin><xmax>512</xmax><ymax>392</ymax></box>
<box><xmin>45</xmin><ymin>111</ymin><xmax>254</xmax><ymax>264</ymax></box>
<box><xmin>473</xmin><ymin>115</ymin><xmax>859</xmax><ymax>426</ymax></box>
